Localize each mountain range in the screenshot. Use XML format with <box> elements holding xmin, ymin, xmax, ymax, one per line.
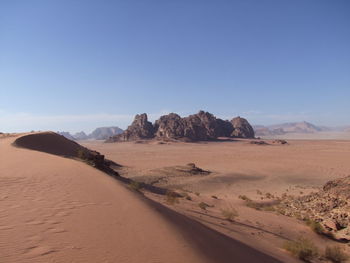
<box><xmin>58</xmin><ymin>126</ymin><xmax>123</xmax><ymax>141</ymax></box>
<box><xmin>254</xmin><ymin>121</ymin><xmax>350</xmax><ymax>136</ymax></box>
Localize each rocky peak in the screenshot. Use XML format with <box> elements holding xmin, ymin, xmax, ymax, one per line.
<box><xmin>107</xmin><ymin>113</ymin><xmax>154</xmax><ymax>142</ymax></box>
<box><xmin>231</xmin><ymin>116</ymin><xmax>255</xmax><ymax>138</ymax></box>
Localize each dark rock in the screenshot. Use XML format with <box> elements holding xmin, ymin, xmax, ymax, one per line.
<box><xmin>250</xmin><ymin>140</ymin><xmax>269</xmax><ymax>145</ymax></box>
<box><xmin>108</xmin><ymin>111</ymin><xmax>255</xmax><ymax>142</ymax></box>
<box><xmin>107</xmin><ymin>113</ymin><xmax>154</xmax><ymax>142</ymax></box>
<box><xmin>154</xmin><ymin>113</ymin><xmax>185</xmax><ymax>139</ymax></box>
<box><xmin>182</xmin><ymin>111</ymin><xmax>220</xmax><ymax>141</ymax></box>
<box><xmin>272</xmin><ymin>139</ymin><xmax>288</xmax><ymax>145</ymax></box>
<box><xmin>216</xmin><ymin>118</ymin><xmax>234</xmax><ymax>137</ymax></box>
<box><xmin>231</xmin><ymin>117</ymin><xmax>255</xmax><ymax>138</ymax></box>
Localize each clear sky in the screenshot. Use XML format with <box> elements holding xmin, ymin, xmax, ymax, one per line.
<box><xmin>1</xmin><ymin>0</ymin><xmax>349</xmax><ymax>133</ymax></box>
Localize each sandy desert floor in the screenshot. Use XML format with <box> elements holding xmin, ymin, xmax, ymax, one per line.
<box><xmin>82</xmin><ymin>138</ymin><xmax>350</xmax><ymax>262</ymax></box>
<box><xmin>0</xmin><ymin>133</ymin><xmax>283</xmax><ymax>263</ymax></box>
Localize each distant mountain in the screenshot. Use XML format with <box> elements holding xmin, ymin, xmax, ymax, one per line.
<box><xmin>268</xmin><ymin>121</ymin><xmax>322</xmax><ymax>133</ymax></box>
<box><xmin>88</xmin><ymin>127</ymin><xmax>123</xmax><ymax>140</ymax></box>
<box><xmin>254</xmin><ymin>121</ymin><xmax>324</xmax><ymax>136</ymax></box>
<box><xmin>57</xmin><ymin>131</ymin><xmax>76</xmax><ymax>140</ymax></box>
<box><xmin>57</xmin><ymin>126</ymin><xmax>123</xmax><ymax>141</ymax></box>
<box><xmin>73</xmin><ymin>131</ymin><xmax>88</xmax><ymax>140</ymax></box>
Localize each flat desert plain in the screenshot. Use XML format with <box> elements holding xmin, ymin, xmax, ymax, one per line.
<box><xmin>82</xmin><ymin>138</ymin><xmax>350</xmax><ymax>261</ymax></box>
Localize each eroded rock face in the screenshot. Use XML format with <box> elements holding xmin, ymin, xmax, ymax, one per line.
<box><xmin>231</xmin><ymin>117</ymin><xmax>255</xmax><ymax>138</ymax></box>
<box><xmin>107</xmin><ymin>113</ymin><xmax>154</xmax><ymax>142</ymax></box>
<box><xmin>216</xmin><ymin>119</ymin><xmax>234</xmax><ymax>137</ymax></box>
<box><xmin>107</xmin><ymin>111</ymin><xmax>255</xmax><ymax>142</ymax></box>
<box><xmin>154</xmin><ymin>113</ymin><xmax>185</xmax><ymax>139</ymax></box>
<box><xmin>155</xmin><ymin>111</ymin><xmax>226</xmax><ymax>141</ymax></box>
<box><xmin>277</xmin><ymin>176</ymin><xmax>350</xmax><ymax>241</ymax></box>
<box><xmin>182</xmin><ymin>111</ymin><xmax>220</xmax><ymax>141</ymax></box>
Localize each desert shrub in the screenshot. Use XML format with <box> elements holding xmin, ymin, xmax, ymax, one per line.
<box><xmin>283</xmin><ymin>237</ymin><xmax>318</xmax><ymax>262</ymax></box>
<box><xmin>128</xmin><ymin>181</ymin><xmax>142</xmax><ymax>191</ymax></box>
<box><xmin>262</xmin><ymin>205</ymin><xmax>276</xmax><ymax>212</ymax></box>
<box><xmin>180</xmin><ymin>192</ymin><xmax>192</xmax><ymax>201</ymax></box>
<box><xmin>221</xmin><ymin>206</ymin><xmax>239</xmax><ymax>222</ymax></box>
<box><xmin>198</xmin><ymin>202</ymin><xmax>210</xmax><ymax>210</ymax></box>
<box><xmin>166</xmin><ymin>191</ymin><xmax>179</xmax><ymax>205</ymax></box>
<box><xmin>238</xmin><ymin>195</ymin><xmax>251</xmax><ymax>201</ymax></box>
<box><xmin>256</xmin><ymin>190</ymin><xmax>263</xmax><ymax>195</ymax></box>
<box><xmin>325</xmin><ymin>245</ymin><xmax>349</xmax><ymax>263</ymax></box>
<box><xmin>305</xmin><ymin>219</ymin><xmax>324</xmax><ymax>235</ymax></box>
<box><xmin>265</xmin><ymin>192</ymin><xmax>274</xmax><ymax>199</ymax></box>
<box><xmin>77</xmin><ymin>148</ymin><xmax>87</xmax><ymax>160</ymax></box>
<box><xmin>195</xmin><ymin>192</ymin><xmax>200</xmax><ymax>196</ymax></box>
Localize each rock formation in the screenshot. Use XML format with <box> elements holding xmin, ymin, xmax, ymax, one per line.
<box><xmin>88</xmin><ymin>127</ymin><xmax>123</xmax><ymax>140</ymax></box>
<box><xmin>154</xmin><ymin>113</ymin><xmax>185</xmax><ymax>139</ymax></box>
<box><xmin>107</xmin><ymin>111</ymin><xmax>255</xmax><ymax>142</ymax></box>
<box><xmin>74</xmin><ymin>131</ymin><xmax>88</xmax><ymax>140</ymax></box>
<box><xmin>230</xmin><ymin>117</ymin><xmax>255</xmax><ymax>138</ymax></box>
<box><xmin>107</xmin><ymin>113</ymin><xmax>154</xmax><ymax>142</ymax></box>
<box><xmin>276</xmin><ymin>176</ymin><xmax>350</xmax><ymax>241</ymax></box>
<box><xmin>181</xmin><ymin>111</ymin><xmax>220</xmax><ymax>141</ymax></box>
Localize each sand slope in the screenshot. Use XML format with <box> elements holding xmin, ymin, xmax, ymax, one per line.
<box><xmin>0</xmin><ymin>133</ymin><xmax>279</xmax><ymax>263</ymax></box>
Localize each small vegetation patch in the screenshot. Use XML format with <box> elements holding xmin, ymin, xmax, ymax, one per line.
<box><xmin>325</xmin><ymin>245</ymin><xmax>349</xmax><ymax>263</ymax></box>
<box><xmin>305</xmin><ymin>219</ymin><xmax>325</xmax><ymax>235</ymax></box>
<box><xmin>238</xmin><ymin>195</ymin><xmax>251</xmax><ymax>201</ymax></box>
<box><xmin>198</xmin><ymin>202</ymin><xmax>210</xmax><ymax>210</ymax></box>
<box><xmin>283</xmin><ymin>237</ymin><xmax>319</xmax><ymax>262</ymax></box>
<box><xmin>166</xmin><ymin>191</ymin><xmax>179</xmax><ymax>205</ymax></box>
<box><xmin>180</xmin><ymin>192</ymin><xmax>192</xmax><ymax>201</ymax></box>
<box><xmin>221</xmin><ymin>206</ymin><xmax>239</xmax><ymax>222</ymax></box>
<box><xmin>128</xmin><ymin>181</ymin><xmax>142</xmax><ymax>191</ymax></box>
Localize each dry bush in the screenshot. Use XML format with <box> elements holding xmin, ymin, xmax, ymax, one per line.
<box><xmin>166</xmin><ymin>191</ymin><xmax>179</xmax><ymax>205</ymax></box>
<box><xmin>283</xmin><ymin>237</ymin><xmax>319</xmax><ymax>262</ymax></box>
<box><xmin>198</xmin><ymin>202</ymin><xmax>210</xmax><ymax>210</ymax></box>
<box><xmin>128</xmin><ymin>181</ymin><xmax>142</xmax><ymax>191</ymax></box>
<box><xmin>325</xmin><ymin>245</ymin><xmax>349</xmax><ymax>263</ymax></box>
<box><xmin>305</xmin><ymin>219</ymin><xmax>325</xmax><ymax>235</ymax></box>
<box><xmin>221</xmin><ymin>206</ymin><xmax>239</xmax><ymax>222</ymax></box>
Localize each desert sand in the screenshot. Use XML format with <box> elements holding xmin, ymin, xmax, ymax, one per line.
<box><xmin>81</xmin><ymin>138</ymin><xmax>350</xmax><ymax>262</ymax></box>
<box><xmin>0</xmin><ymin>133</ymin><xmax>281</xmax><ymax>263</ymax></box>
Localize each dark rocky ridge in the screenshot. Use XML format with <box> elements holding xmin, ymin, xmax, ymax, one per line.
<box><xmin>107</xmin><ymin>111</ymin><xmax>255</xmax><ymax>142</ymax></box>
<box><xmin>110</xmin><ymin>113</ymin><xmax>154</xmax><ymax>142</ymax></box>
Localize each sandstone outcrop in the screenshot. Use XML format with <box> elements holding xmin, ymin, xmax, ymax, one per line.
<box><xmin>107</xmin><ymin>111</ymin><xmax>255</xmax><ymax>142</ymax></box>
<box><xmin>154</xmin><ymin>113</ymin><xmax>185</xmax><ymax>139</ymax></box>
<box><xmin>107</xmin><ymin>113</ymin><xmax>154</xmax><ymax>142</ymax></box>
<box><xmin>231</xmin><ymin>117</ymin><xmax>255</xmax><ymax>138</ymax></box>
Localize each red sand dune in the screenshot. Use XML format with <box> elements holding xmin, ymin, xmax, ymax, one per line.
<box><xmin>0</xmin><ymin>132</ymin><xmax>280</xmax><ymax>262</ymax></box>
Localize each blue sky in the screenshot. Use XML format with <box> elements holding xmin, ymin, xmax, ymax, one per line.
<box><xmin>0</xmin><ymin>0</ymin><xmax>349</xmax><ymax>133</ymax></box>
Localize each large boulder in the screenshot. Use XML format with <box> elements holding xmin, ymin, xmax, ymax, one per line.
<box><xmin>107</xmin><ymin>113</ymin><xmax>154</xmax><ymax>142</ymax></box>
<box><xmin>231</xmin><ymin>117</ymin><xmax>255</xmax><ymax>138</ymax></box>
